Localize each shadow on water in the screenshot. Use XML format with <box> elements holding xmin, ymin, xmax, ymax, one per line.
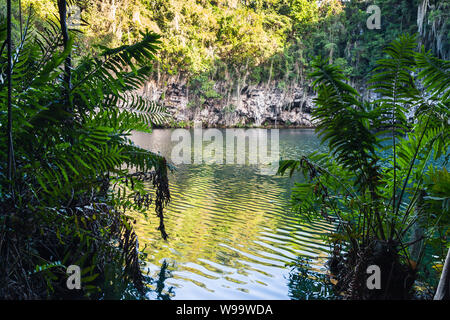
<box><xmin>287</xmin><ymin>256</ymin><xmax>336</xmax><ymax>300</ymax></box>
<box><xmin>140</xmin><ymin>259</ymin><xmax>177</xmax><ymax>300</ymax></box>
<box><xmin>152</xmin><ymin>260</ymin><xmax>176</xmax><ymax>300</ymax></box>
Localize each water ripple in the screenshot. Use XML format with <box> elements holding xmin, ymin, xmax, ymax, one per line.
<box><xmin>131</xmin><ymin>129</ymin><xmax>332</xmax><ymax>299</ymax></box>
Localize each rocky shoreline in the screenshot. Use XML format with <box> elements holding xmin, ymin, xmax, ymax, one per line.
<box><xmin>139</xmin><ymin>80</ymin><xmax>318</xmax><ymax>128</ymax></box>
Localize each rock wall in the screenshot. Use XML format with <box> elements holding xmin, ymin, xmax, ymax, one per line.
<box><xmin>139</xmin><ymin>80</ymin><xmax>318</xmax><ymax>127</ymax></box>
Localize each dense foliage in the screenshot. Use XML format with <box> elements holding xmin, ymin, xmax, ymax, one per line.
<box><xmin>0</xmin><ymin>1</ymin><xmax>170</xmax><ymax>299</ymax></box>
<box><xmin>279</xmin><ymin>34</ymin><xmax>449</xmax><ymax>299</ymax></box>
<box><xmin>1</xmin><ymin>0</ymin><xmax>448</xmax><ymax>300</ymax></box>
<box><xmin>17</xmin><ymin>1</ymin><xmax>450</xmax><ymax>102</ymax></box>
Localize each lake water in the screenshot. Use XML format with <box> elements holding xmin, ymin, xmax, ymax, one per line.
<box><xmin>130</xmin><ymin>128</ymin><xmax>335</xmax><ymax>299</ymax></box>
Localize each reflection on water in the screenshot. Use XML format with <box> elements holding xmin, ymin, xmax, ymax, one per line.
<box><xmin>287</xmin><ymin>257</ymin><xmax>335</xmax><ymax>300</ymax></box>
<box><xmin>131</xmin><ymin>129</ymin><xmax>334</xmax><ymax>299</ymax></box>
<box><xmin>149</xmin><ymin>260</ymin><xmax>175</xmax><ymax>300</ymax></box>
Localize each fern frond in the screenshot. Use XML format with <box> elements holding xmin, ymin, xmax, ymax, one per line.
<box><xmin>416</xmin><ymin>47</ymin><xmax>450</xmax><ymax>101</ymax></box>
<box><xmin>309</xmin><ymin>56</ymin><xmax>379</xmax><ymax>187</ymax></box>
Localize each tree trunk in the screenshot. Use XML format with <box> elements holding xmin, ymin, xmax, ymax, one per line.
<box><xmin>410</xmin><ymin>191</ymin><xmax>425</xmax><ymax>264</ymax></box>
<box><xmin>434</xmin><ymin>247</ymin><xmax>450</xmax><ymax>300</ymax></box>
<box><xmin>267</xmin><ymin>58</ymin><xmax>273</xmax><ymax>89</ymax></box>
<box><xmin>6</xmin><ymin>0</ymin><xmax>14</xmax><ymax>195</ymax></box>
<box><xmin>235</xmin><ymin>66</ymin><xmax>241</xmax><ymax>109</ymax></box>
<box><xmin>57</xmin><ymin>0</ymin><xmax>72</xmax><ymax>111</ymax></box>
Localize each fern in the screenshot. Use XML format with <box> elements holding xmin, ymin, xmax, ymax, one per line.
<box><xmin>279</xmin><ymin>35</ymin><xmax>449</xmax><ymax>298</ymax></box>
<box><xmin>0</xmin><ymin>4</ymin><xmax>171</xmax><ymax>298</ymax></box>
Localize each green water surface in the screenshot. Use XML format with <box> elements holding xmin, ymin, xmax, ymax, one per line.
<box><xmin>131</xmin><ymin>128</ymin><xmax>335</xmax><ymax>299</ymax></box>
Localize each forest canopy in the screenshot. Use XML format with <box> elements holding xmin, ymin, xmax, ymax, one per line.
<box><xmin>14</xmin><ymin>0</ymin><xmax>449</xmax><ymax>87</ymax></box>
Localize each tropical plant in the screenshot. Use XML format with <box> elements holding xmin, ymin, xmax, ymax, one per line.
<box><xmin>279</xmin><ymin>34</ymin><xmax>449</xmax><ymax>299</ymax></box>
<box><xmin>0</xmin><ymin>1</ymin><xmax>170</xmax><ymax>299</ymax></box>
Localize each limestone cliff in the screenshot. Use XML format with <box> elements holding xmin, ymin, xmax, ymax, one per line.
<box><xmin>139</xmin><ymin>80</ymin><xmax>317</xmax><ymax>128</ymax></box>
